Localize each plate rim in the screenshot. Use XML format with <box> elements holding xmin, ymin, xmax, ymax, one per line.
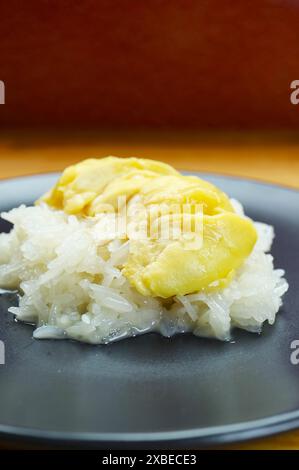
<box><xmin>0</xmin><ymin>170</ymin><xmax>298</xmax><ymax>448</ymax></box>
<box><xmin>1</xmin><ymin>409</ymin><xmax>299</xmax><ymax>448</ymax></box>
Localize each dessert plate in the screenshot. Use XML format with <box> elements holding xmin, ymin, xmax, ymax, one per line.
<box><xmin>0</xmin><ymin>172</ymin><xmax>298</xmax><ymax>448</ymax></box>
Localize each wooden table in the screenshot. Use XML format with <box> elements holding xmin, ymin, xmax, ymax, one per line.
<box><xmin>0</xmin><ymin>130</ymin><xmax>299</xmax><ymax>450</ymax></box>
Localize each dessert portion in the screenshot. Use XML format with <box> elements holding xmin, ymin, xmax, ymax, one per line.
<box><xmin>0</xmin><ymin>157</ymin><xmax>288</xmax><ymax>343</ymax></box>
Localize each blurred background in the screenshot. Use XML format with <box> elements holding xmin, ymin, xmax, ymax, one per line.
<box><xmin>1</xmin><ymin>0</ymin><xmax>299</xmax><ymax>129</ymax></box>
<box><xmin>0</xmin><ymin>0</ymin><xmax>299</xmax><ymax>186</ymax></box>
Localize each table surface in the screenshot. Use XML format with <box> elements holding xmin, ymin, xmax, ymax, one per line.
<box><xmin>0</xmin><ymin>129</ymin><xmax>299</xmax><ymax>450</ymax></box>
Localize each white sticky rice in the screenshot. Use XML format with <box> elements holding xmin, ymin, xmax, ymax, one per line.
<box><xmin>0</xmin><ymin>199</ymin><xmax>288</xmax><ymax>343</ymax></box>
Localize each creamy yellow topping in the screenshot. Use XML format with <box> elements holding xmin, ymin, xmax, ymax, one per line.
<box><xmin>38</xmin><ymin>156</ymin><xmax>257</xmax><ymax>298</ymax></box>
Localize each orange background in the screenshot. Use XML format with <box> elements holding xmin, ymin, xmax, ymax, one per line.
<box><xmin>1</xmin><ymin>0</ymin><xmax>299</xmax><ymax>128</ymax></box>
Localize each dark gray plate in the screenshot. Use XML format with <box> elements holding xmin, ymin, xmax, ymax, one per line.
<box><xmin>0</xmin><ymin>172</ymin><xmax>298</xmax><ymax>449</ymax></box>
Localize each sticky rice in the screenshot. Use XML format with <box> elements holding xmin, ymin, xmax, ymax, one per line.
<box><xmin>0</xmin><ymin>199</ymin><xmax>288</xmax><ymax>343</ymax></box>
